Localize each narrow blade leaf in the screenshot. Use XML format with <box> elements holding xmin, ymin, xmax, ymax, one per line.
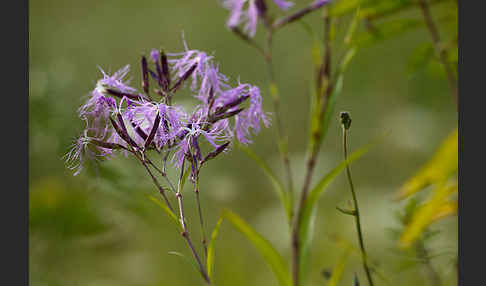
<box><xmin>237</xmin><ymin>144</ymin><xmax>291</xmax><ymax>222</ymax></box>
<box><xmin>297</xmin><ymin>139</ymin><xmax>377</xmax><ymax>283</ymax></box>
<box><xmin>327</xmin><ymin>246</ymin><xmax>353</xmax><ymax>286</ymax></box>
<box><xmin>223</xmin><ymin>209</ymin><xmax>292</xmax><ymax>286</ymax></box>
<box><xmin>207</xmin><ymin>217</ymin><xmax>224</xmax><ymax>280</ymax></box>
<box><xmin>148</xmin><ymin>195</ymin><xmax>180</xmax><ymax>229</ymax></box>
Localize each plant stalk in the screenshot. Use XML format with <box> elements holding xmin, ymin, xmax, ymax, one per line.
<box><xmin>342</xmin><ymin>126</ymin><xmax>374</xmax><ymax>286</ymax></box>
<box><xmin>417</xmin><ymin>0</ymin><xmax>458</xmax><ymax>108</ymax></box>
<box><xmin>264</xmin><ymin>26</ymin><xmax>295</xmax><ymax>215</ymax></box>
<box><xmin>291</xmin><ymin>10</ymin><xmax>333</xmax><ymax>286</ymax></box>
<box><xmin>176</xmin><ymin>161</ymin><xmax>211</xmax><ymax>285</ymax></box>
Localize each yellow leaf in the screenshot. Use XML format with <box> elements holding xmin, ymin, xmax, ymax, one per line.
<box><xmin>396</xmin><ymin>129</ymin><xmax>458</xmax><ymax>200</ymax></box>
<box><xmin>399</xmin><ymin>182</ymin><xmax>457</xmax><ymax>248</ymax></box>
<box><xmin>430</xmin><ymin>200</ymin><xmax>457</xmax><ymax>223</ymax></box>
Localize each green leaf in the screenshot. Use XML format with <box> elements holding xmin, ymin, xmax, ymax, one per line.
<box><xmin>407</xmin><ymin>42</ymin><xmax>435</xmax><ymax>75</ymax></box>
<box><xmin>344</xmin><ymin>8</ymin><xmax>361</xmax><ymax>46</ymax></box>
<box><xmin>207</xmin><ymin>216</ymin><xmax>224</xmax><ymax>280</ymax></box>
<box><xmin>237</xmin><ymin>144</ymin><xmax>292</xmax><ymax>222</ymax></box>
<box><xmin>148</xmin><ymin>195</ymin><xmax>180</xmax><ymax>229</ymax></box>
<box><xmin>297</xmin><ymin>139</ymin><xmax>377</xmax><ymax>284</ymax></box>
<box><xmin>168</xmin><ymin>251</ymin><xmax>200</xmax><ymax>274</ymax></box>
<box><xmin>327</xmin><ymin>246</ymin><xmax>353</xmax><ymax>286</ymax></box>
<box><xmin>180</xmin><ymin>165</ymin><xmax>191</xmax><ymax>191</ymax></box>
<box><xmin>352</xmin><ymin>18</ymin><xmax>424</xmax><ymax>47</ymax></box>
<box><xmin>223</xmin><ymin>209</ymin><xmax>292</xmax><ymax>286</ymax></box>
<box><xmin>359</xmin><ymin>0</ymin><xmax>415</xmax><ymax>20</ymax></box>
<box><xmin>320</xmin><ymin>74</ymin><xmax>345</xmax><ymax>143</ymax></box>
<box><xmin>298</xmin><ymin>21</ymin><xmax>322</xmax><ymax>70</ymax></box>
<box><xmin>329</xmin><ymin>0</ymin><xmax>363</xmax><ymax>17</ymax></box>
<box><xmin>329</xmin><ymin>234</ymin><xmax>394</xmax><ymax>286</ymax></box>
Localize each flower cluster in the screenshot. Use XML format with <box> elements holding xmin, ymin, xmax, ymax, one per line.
<box><xmin>223</xmin><ymin>0</ymin><xmax>294</xmax><ymax>36</ymax></box>
<box><xmin>66</xmin><ymin>40</ymin><xmax>270</xmax><ymax>175</ymax></box>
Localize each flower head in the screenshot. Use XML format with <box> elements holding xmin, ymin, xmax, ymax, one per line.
<box><xmin>222</xmin><ymin>0</ymin><xmax>295</xmax><ymax>37</ymax></box>
<box><xmin>67</xmin><ymin>38</ymin><xmax>269</xmax><ymax>175</ymax></box>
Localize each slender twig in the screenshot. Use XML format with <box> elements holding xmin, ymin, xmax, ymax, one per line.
<box><xmin>138</xmin><ymin>155</ymin><xmax>175</xmax><ymax>212</ymax></box>
<box><xmin>176</xmin><ymin>161</ymin><xmax>211</xmax><ymax>285</ymax></box>
<box><xmin>194</xmin><ymin>175</ymin><xmax>208</xmax><ymax>258</ymax></box>
<box><xmin>144</xmin><ymin>155</ymin><xmax>177</xmax><ymax>193</ymax></box>
<box><xmin>230</xmin><ymin>27</ymin><xmax>265</xmax><ymax>56</ymax></box>
<box><xmin>340</xmin><ymin>112</ymin><xmax>374</xmax><ymax>286</ymax></box>
<box><xmin>272</xmin><ymin>0</ymin><xmax>329</xmax><ymax>31</ymax></box>
<box><xmin>229</xmin><ymin>5</ymin><xmax>296</xmax><ymax>214</ymax></box>
<box><xmin>416</xmin><ymin>239</ymin><xmax>442</xmax><ymax>286</ymax></box>
<box><xmin>291</xmin><ymin>10</ymin><xmax>333</xmax><ymax>286</ymax></box>
<box><xmin>264</xmin><ymin>26</ymin><xmax>295</xmax><ymax>213</ymax></box>
<box><xmin>417</xmin><ymin>0</ymin><xmax>458</xmax><ymax>107</ymax></box>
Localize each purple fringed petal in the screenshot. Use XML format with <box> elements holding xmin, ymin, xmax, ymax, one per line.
<box><xmin>223</xmin><ymin>0</ymin><xmax>245</xmax><ymax>28</ymax></box>
<box><xmin>244</xmin><ymin>0</ymin><xmax>259</xmax><ymax>37</ymax></box>
<box><xmin>98</xmin><ymin>65</ymin><xmax>136</xmax><ymax>93</ymax></box>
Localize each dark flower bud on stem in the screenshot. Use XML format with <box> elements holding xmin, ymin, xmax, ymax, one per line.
<box><xmin>145</xmin><ymin>111</ymin><xmax>161</xmax><ymax>149</ymax></box>
<box><xmin>141</xmin><ymin>56</ymin><xmax>149</xmax><ymax>94</ymax></box>
<box><xmin>110</xmin><ymin>115</ymin><xmax>139</xmax><ymax>149</ymax></box>
<box><xmin>255</xmin><ymin>0</ymin><xmax>267</xmax><ymax>19</ymax></box>
<box><xmin>210</xmin><ymin>108</ymin><xmax>245</xmax><ymax>123</ymax></box>
<box><xmin>161</xmin><ymin>50</ymin><xmax>170</xmax><ymax>91</ymax></box>
<box><xmin>131</xmin><ymin>122</ymin><xmax>148</xmax><ymax>140</ymax></box>
<box><xmin>215</xmin><ymin>95</ymin><xmax>250</xmax><ymax>115</ymax></box>
<box><xmin>90</xmin><ymin>138</ymin><xmax>127</xmax><ymax>150</ymax></box>
<box><xmin>106</xmin><ymin>88</ymin><xmax>145</xmax><ymax>101</ymax></box>
<box><xmin>340</xmin><ymin>111</ymin><xmax>352</xmax><ymax>130</ymax></box>
<box><xmin>201</xmin><ymin>142</ymin><xmax>230</xmax><ymax>165</ymax></box>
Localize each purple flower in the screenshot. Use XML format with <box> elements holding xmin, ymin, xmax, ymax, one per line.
<box><xmin>273</xmin><ymin>0</ymin><xmax>294</xmax><ymax>10</ymax></box>
<box><xmin>223</xmin><ymin>0</ymin><xmax>245</xmax><ymax>28</ymax></box>
<box><xmin>244</xmin><ymin>0</ymin><xmax>259</xmax><ymax>37</ymax></box>
<box><xmin>68</xmin><ymin>40</ymin><xmax>270</xmax><ymax>175</ymax></box>
<box><xmin>222</xmin><ymin>0</ymin><xmax>295</xmax><ymax>37</ymax></box>
<box><xmin>150</xmin><ymin>49</ymin><xmax>160</xmax><ymax>63</ymax></box>
<box><xmin>97</xmin><ymin>65</ymin><xmax>136</xmax><ymax>93</ymax></box>
<box><xmin>234</xmin><ymin>85</ymin><xmax>270</xmax><ymax>144</ymax></box>
<box><xmin>168</xmin><ymin>40</ymin><xmax>229</xmax><ymax>102</ymax></box>
<box><xmin>64</xmin><ymin>132</ymin><xmax>115</xmax><ymax>176</ymax></box>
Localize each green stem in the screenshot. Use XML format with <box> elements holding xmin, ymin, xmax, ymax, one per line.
<box><xmin>194</xmin><ymin>176</ymin><xmax>208</xmax><ymax>258</ymax></box>
<box><xmin>342</xmin><ymin>127</ymin><xmax>374</xmax><ymax>286</ymax></box>
<box><xmin>264</xmin><ymin>28</ymin><xmax>295</xmax><ymax>204</ymax></box>
<box><xmin>176</xmin><ymin>161</ymin><xmax>211</xmax><ymax>285</ymax></box>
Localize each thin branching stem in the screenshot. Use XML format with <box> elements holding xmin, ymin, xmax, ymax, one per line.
<box><xmin>144</xmin><ymin>155</ymin><xmax>177</xmax><ymax>193</ymax></box>
<box><xmin>291</xmin><ymin>9</ymin><xmax>332</xmax><ymax>286</ymax></box>
<box><xmin>230</xmin><ymin>27</ymin><xmax>265</xmax><ymax>56</ymax></box>
<box><xmin>342</xmin><ymin>126</ymin><xmax>374</xmax><ymax>286</ymax></box>
<box><xmin>264</xmin><ymin>27</ymin><xmax>295</xmax><ymax>213</ymax></box>
<box><xmin>416</xmin><ymin>238</ymin><xmax>442</xmax><ymax>286</ymax></box>
<box><xmin>176</xmin><ymin>161</ymin><xmax>211</xmax><ymax>285</ymax></box>
<box><xmin>137</xmin><ymin>154</ymin><xmax>175</xmax><ymax>212</ymax></box>
<box><xmin>417</xmin><ymin>0</ymin><xmax>458</xmax><ymax>108</ymax></box>
<box><xmin>194</xmin><ymin>176</ymin><xmax>208</xmax><ymax>258</ymax></box>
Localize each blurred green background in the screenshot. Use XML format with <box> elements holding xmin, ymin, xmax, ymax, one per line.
<box><xmin>29</xmin><ymin>0</ymin><xmax>457</xmax><ymax>285</ymax></box>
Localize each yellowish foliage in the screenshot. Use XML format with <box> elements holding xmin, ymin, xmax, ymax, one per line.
<box><xmin>399</xmin><ymin>182</ymin><xmax>457</xmax><ymax>248</ymax></box>
<box><xmin>397</xmin><ymin>128</ymin><xmax>458</xmax><ymax>248</ymax></box>
<box><xmin>396</xmin><ymin>129</ymin><xmax>458</xmax><ymax>200</ymax></box>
